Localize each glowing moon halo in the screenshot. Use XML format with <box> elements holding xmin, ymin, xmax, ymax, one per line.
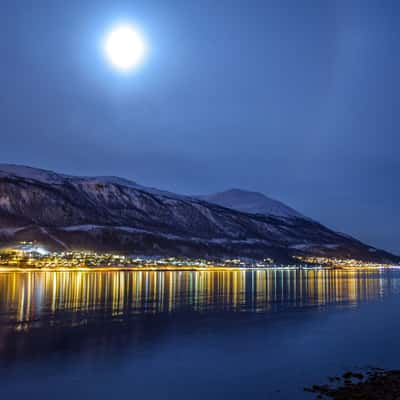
<box><xmin>104</xmin><ymin>24</ymin><xmax>146</xmax><ymax>71</ymax></box>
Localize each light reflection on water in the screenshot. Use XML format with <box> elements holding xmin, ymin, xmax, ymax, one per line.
<box><xmin>1</xmin><ymin>269</ymin><xmax>400</xmax><ymax>400</ymax></box>
<box><xmin>0</xmin><ymin>269</ymin><xmax>397</xmax><ymax>328</ymax></box>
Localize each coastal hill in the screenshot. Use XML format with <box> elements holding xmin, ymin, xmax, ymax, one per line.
<box><xmin>0</xmin><ymin>164</ymin><xmax>397</xmax><ymax>263</ymax></box>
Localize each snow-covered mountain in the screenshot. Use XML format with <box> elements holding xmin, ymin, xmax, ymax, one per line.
<box><xmin>0</xmin><ymin>164</ymin><xmax>397</xmax><ymax>263</ymax></box>
<box><xmin>199</xmin><ymin>189</ymin><xmax>303</xmax><ymax>219</ymax></box>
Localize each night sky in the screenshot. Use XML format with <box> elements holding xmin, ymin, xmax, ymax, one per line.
<box><xmin>0</xmin><ymin>0</ymin><xmax>399</xmax><ymax>253</ymax></box>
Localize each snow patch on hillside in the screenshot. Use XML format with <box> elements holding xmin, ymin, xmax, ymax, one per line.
<box><xmin>60</xmin><ymin>225</ymin><xmax>271</xmax><ymax>245</ymax></box>
<box><xmin>0</xmin><ymin>227</ymin><xmax>26</xmax><ymax>235</ymax></box>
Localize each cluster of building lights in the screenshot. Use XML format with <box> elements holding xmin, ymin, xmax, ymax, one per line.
<box><xmin>0</xmin><ymin>243</ymin><xmax>283</xmax><ymax>270</ymax></box>
<box><xmin>295</xmin><ymin>256</ymin><xmax>396</xmax><ymax>269</ymax></box>
<box><xmin>0</xmin><ymin>243</ymin><xmax>396</xmax><ymax>271</ymax></box>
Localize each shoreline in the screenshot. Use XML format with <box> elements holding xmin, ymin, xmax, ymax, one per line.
<box><xmin>0</xmin><ymin>265</ymin><xmax>398</xmax><ymax>273</ymax></box>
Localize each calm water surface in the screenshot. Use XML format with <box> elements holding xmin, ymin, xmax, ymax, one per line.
<box><xmin>1</xmin><ymin>269</ymin><xmax>400</xmax><ymax>399</ymax></box>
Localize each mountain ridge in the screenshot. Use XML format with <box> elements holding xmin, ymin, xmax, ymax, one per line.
<box><xmin>0</xmin><ymin>164</ymin><xmax>397</xmax><ymax>263</ymax></box>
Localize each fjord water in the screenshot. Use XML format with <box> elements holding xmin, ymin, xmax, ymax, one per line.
<box><xmin>1</xmin><ymin>270</ymin><xmax>400</xmax><ymax>399</ymax></box>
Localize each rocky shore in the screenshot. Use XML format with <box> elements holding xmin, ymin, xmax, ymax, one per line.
<box><xmin>305</xmin><ymin>368</ymin><xmax>400</xmax><ymax>399</ymax></box>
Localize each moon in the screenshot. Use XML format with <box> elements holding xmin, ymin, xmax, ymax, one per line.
<box><xmin>104</xmin><ymin>24</ymin><xmax>146</xmax><ymax>71</ymax></box>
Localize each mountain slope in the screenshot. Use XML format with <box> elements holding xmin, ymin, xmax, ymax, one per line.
<box><xmin>199</xmin><ymin>189</ymin><xmax>303</xmax><ymax>219</ymax></box>
<box><xmin>0</xmin><ymin>164</ymin><xmax>397</xmax><ymax>263</ymax></box>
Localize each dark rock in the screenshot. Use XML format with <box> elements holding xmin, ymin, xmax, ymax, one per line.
<box><xmin>305</xmin><ymin>368</ymin><xmax>400</xmax><ymax>399</ymax></box>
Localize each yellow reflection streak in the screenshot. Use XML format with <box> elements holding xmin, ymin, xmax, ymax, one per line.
<box><xmin>0</xmin><ymin>269</ymin><xmax>385</xmax><ymax>327</ymax></box>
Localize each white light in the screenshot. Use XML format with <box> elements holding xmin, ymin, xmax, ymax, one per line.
<box><xmin>104</xmin><ymin>24</ymin><xmax>146</xmax><ymax>71</ymax></box>
<box><xmin>35</xmin><ymin>247</ymin><xmax>49</xmax><ymax>256</ymax></box>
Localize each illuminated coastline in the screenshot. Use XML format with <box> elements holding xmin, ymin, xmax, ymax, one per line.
<box><xmin>295</xmin><ymin>256</ymin><xmax>399</xmax><ymax>269</ymax></box>
<box><xmin>0</xmin><ymin>242</ymin><xmax>397</xmax><ymax>272</ymax></box>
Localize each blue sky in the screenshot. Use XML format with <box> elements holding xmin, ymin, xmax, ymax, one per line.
<box><xmin>0</xmin><ymin>0</ymin><xmax>399</xmax><ymax>253</ymax></box>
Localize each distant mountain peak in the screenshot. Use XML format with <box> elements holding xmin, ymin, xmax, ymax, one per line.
<box><xmin>199</xmin><ymin>188</ymin><xmax>303</xmax><ymax>219</ymax></box>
